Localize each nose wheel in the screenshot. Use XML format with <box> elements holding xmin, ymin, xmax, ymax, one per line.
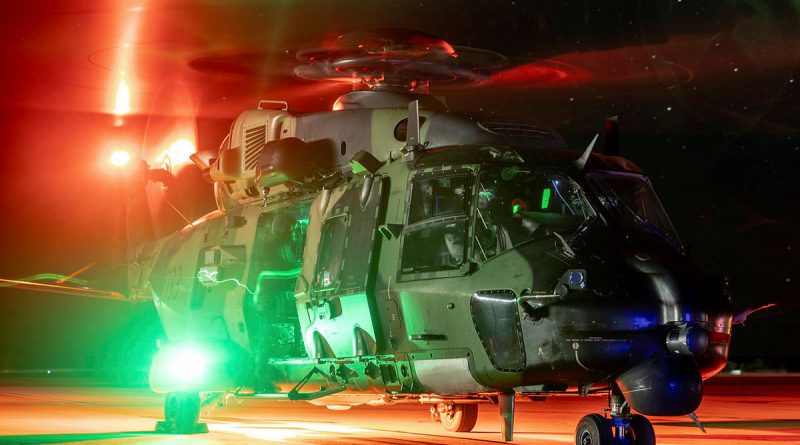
<box><xmin>575</xmin><ymin>386</ymin><xmax>655</xmax><ymax>445</ymax></box>
<box><xmin>576</xmin><ymin>414</ymin><xmax>612</xmax><ymax>445</ymax></box>
<box><xmin>575</xmin><ymin>413</ymin><xmax>654</xmax><ymax>445</ymax></box>
<box><xmin>627</xmin><ymin>414</ymin><xmax>656</xmax><ymax>444</ymax></box>
<box><xmin>155</xmin><ymin>391</ymin><xmax>208</xmax><ymax>434</ymax></box>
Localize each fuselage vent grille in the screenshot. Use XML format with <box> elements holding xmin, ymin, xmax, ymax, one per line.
<box><xmin>244</xmin><ymin>125</ymin><xmax>267</xmax><ymax>171</ymax></box>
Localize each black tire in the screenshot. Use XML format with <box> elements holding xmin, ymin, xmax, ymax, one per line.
<box><xmin>439</xmin><ymin>403</ymin><xmax>479</xmax><ymax>432</ymax></box>
<box><xmin>164</xmin><ymin>392</ymin><xmax>200</xmax><ymax>434</ymax></box>
<box><xmin>629</xmin><ymin>414</ymin><xmax>656</xmax><ymax>445</ymax></box>
<box><xmin>575</xmin><ymin>414</ymin><xmax>612</xmax><ymax>445</ymax></box>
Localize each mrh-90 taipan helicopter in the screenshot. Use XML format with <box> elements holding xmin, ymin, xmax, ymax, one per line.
<box><xmin>55</xmin><ymin>29</ymin><xmax>743</xmax><ymax>444</ymax></box>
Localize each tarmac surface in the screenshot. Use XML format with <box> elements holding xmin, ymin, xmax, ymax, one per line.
<box><xmin>0</xmin><ymin>375</ymin><xmax>798</xmax><ymax>444</ymax></box>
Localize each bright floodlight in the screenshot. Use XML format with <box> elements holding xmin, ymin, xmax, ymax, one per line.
<box><xmin>165</xmin><ymin>138</ymin><xmax>196</xmax><ymax>166</ymax></box>
<box><xmin>168</xmin><ymin>346</ymin><xmax>208</xmax><ymax>382</ymax></box>
<box><xmin>109</xmin><ymin>150</ymin><xmax>132</xmax><ymax>167</ymax></box>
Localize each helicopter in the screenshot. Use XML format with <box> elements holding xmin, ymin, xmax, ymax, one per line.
<box><xmin>83</xmin><ymin>29</ymin><xmax>738</xmax><ymax>444</ymax></box>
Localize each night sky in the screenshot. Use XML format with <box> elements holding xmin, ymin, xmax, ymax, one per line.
<box><xmin>0</xmin><ymin>1</ymin><xmax>798</xmax><ymax>377</ymax></box>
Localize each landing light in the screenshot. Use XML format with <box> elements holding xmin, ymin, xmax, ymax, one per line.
<box><xmin>167</xmin><ymin>346</ymin><xmax>208</xmax><ymax>382</ymax></box>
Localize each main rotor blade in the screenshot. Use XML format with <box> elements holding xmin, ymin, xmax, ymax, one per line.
<box><xmin>0</xmin><ymin>278</ymin><xmax>130</xmax><ymax>302</ymax></box>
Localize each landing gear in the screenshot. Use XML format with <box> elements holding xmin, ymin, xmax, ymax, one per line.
<box><xmin>576</xmin><ymin>414</ymin><xmax>612</xmax><ymax>445</ymax></box>
<box><xmin>431</xmin><ymin>403</ymin><xmax>478</xmax><ymax>432</ymax></box>
<box><xmin>628</xmin><ymin>414</ymin><xmax>656</xmax><ymax>445</ymax></box>
<box><xmin>574</xmin><ymin>387</ymin><xmax>655</xmax><ymax>445</ymax></box>
<box><xmin>155</xmin><ymin>392</ymin><xmax>208</xmax><ymax>434</ymax></box>
<box><xmin>430</xmin><ymin>395</ymin><xmax>515</xmax><ymax>442</ymax></box>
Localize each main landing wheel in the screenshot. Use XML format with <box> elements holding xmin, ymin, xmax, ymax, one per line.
<box><xmin>438</xmin><ymin>403</ymin><xmax>479</xmax><ymax>432</ymax></box>
<box><xmin>576</xmin><ymin>414</ymin><xmax>612</xmax><ymax>445</ymax></box>
<box><xmin>628</xmin><ymin>414</ymin><xmax>656</xmax><ymax>445</ymax></box>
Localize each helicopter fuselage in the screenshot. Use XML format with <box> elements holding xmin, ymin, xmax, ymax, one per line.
<box><xmin>133</xmin><ymin>93</ymin><xmax>731</xmax><ymax>422</ymax></box>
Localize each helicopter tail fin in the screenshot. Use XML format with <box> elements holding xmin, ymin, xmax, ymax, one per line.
<box><xmin>603</xmin><ymin>115</ymin><xmax>620</xmax><ymax>156</ymax></box>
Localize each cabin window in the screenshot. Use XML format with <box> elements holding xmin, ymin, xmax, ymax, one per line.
<box><xmin>402</xmin><ymin>174</ymin><xmax>471</xmax><ymax>273</ymax></box>
<box><xmin>314</xmin><ymin>214</ymin><xmax>349</xmax><ymax>290</ymax></box>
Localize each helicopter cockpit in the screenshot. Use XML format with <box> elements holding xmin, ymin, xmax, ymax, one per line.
<box><xmin>475</xmin><ymin>166</ymin><xmax>596</xmax><ymax>262</ymax></box>
<box><xmin>399</xmin><ymin>143</ymin><xmax>684</xmax><ymax>278</ymax></box>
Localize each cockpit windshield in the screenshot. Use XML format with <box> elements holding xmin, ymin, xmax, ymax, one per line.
<box><xmin>587</xmin><ymin>171</ymin><xmax>682</xmax><ymax>251</ymax></box>
<box><xmin>475</xmin><ymin>166</ymin><xmax>596</xmax><ymax>262</ymax></box>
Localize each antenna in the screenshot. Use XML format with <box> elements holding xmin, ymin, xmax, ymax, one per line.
<box><xmin>401</xmin><ymin>100</ymin><xmax>426</xmax><ymax>162</ymax></box>
<box><xmin>575</xmin><ymin>133</ymin><xmax>599</xmax><ymax>170</ymax></box>
<box><xmin>405</xmin><ymin>100</ymin><xmax>421</xmax><ymax>149</ymax></box>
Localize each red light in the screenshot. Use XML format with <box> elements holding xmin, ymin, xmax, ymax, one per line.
<box><xmin>112</xmin><ymin>78</ymin><xmax>131</xmax><ymax>116</ymax></box>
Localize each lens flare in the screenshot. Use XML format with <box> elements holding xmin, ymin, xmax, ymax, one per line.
<box><xmin>113</xmin><ymin>78</ymin><xmax>131</xmax><ymax>115</ymax></box>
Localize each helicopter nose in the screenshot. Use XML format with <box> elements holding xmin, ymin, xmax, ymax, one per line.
<box><xmin>625</xmin><ymin>254</ymin><xmax>733</xmax><ymax>326</ymax></box>
<box><xmin>621</xmin><ymin>254</ymin><xmax>733</xmax><ymax>379</ymax></box>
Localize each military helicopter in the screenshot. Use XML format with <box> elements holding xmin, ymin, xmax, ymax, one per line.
<box><xmin>115</xmin><ymin>28</ymin><xmax>736</xmax><ymax>444</ymax></box>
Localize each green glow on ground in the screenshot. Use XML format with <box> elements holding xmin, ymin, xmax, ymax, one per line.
<box><xmin>0</xmin><ymin>432</ymin><xmax>156</xmax><ymax>444</ymax></box>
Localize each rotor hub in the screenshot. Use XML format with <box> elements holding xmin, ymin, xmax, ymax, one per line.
<box><xmin>295</xmin><ymin>28</ymin><xmax>507</xmax><ymax>93</ymax></box>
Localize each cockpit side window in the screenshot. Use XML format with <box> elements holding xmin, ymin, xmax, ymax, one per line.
<box><xmin>402</xmin><ymin>174</ymin><xmax>471</xmax><ymax>274</ymax></box>
<box><xmin>408</xmin><ymin>176</ymin><xmax>470</xmax><ymax>225</ymax></box>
